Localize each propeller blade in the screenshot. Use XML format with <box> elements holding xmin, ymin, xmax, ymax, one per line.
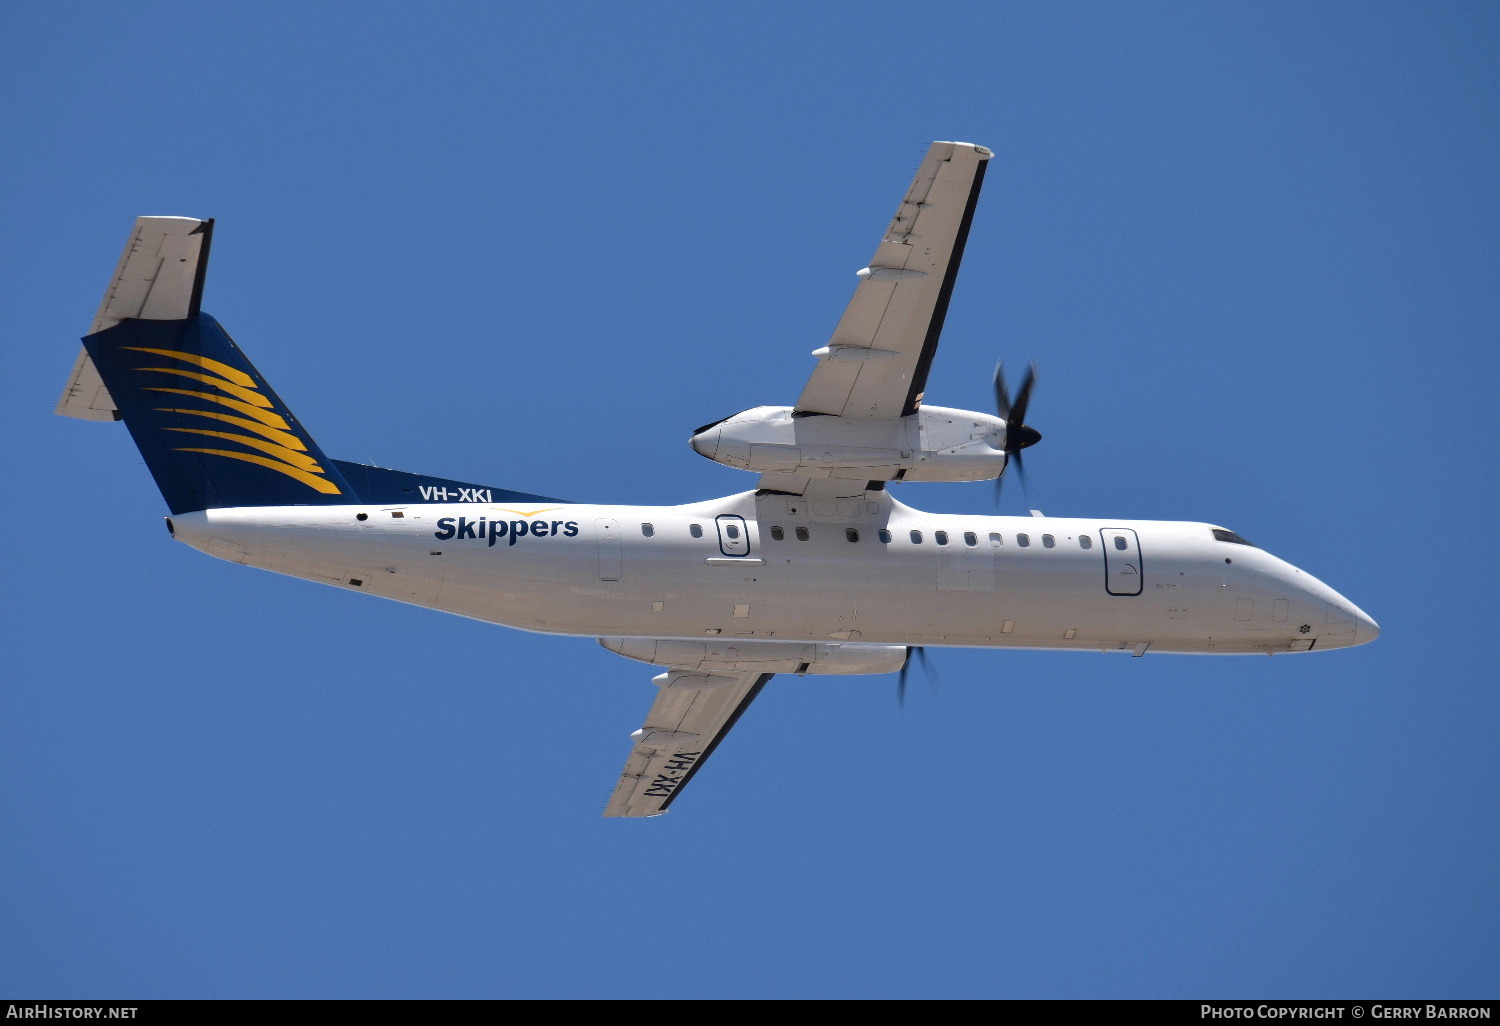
<box><xmin>898</xmin><ymin>646</ymin><xmax>937</xmax><ymax>707</ymax></box>
<box><xmin>994</xmin><ymin>361</ymin><xmax>1039</xmax><ymax>453</ymax></box>
<box><xmin>993</xmin><ymin>361</ymin><xmax>1039</xmax><ymax>511</ymax></box>
<box><xmin>915</xmin><ymin>646</ymin><xmax>938</xmax><ymax>690</ymax></box>
<box><xmin>993</xmin><ymin>361</ymin><xmax>1012</xmax><ymax>421</ymax></box>
<box><xmin>1007</xmin><ymin>362</ymin><xmax>1037</xmax><ymax>437</ymax></box>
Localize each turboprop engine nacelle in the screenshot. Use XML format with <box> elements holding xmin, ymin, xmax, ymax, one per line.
<box><xmin>689</xmin><ymin>404</ymin><xmax>1007</xmax><ymax>482</ymax></box>
<box><xmin>599</xmin><ymin>637</ymin><xmax>908</xmax><ymax>675</ymax></box>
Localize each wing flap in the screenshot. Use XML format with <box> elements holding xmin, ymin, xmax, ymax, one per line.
<box><xmin>603</xmin><ymin>671</ymin><xmax>773</xmax><ymax>818</ymax></box>
<box><xmin>795</xmin><ymin>142</ymin><xmax>991</xmax><ymax>420</ymax></box>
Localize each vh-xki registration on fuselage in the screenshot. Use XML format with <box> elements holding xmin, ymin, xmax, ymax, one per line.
<box><xmin>55</xmin><ymin>141</ymin><xmax>1378</xmax><ymax>817</ymax></box>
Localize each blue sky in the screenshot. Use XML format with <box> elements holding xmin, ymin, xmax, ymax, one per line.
<box><xmin>3</xmin><ymin>0</ymin><xmax>1496</xmax><ymax>999</ymax></box>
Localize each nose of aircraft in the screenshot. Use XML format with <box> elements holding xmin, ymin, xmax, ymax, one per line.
<box><xmin>1352</xmin><ymin>606</ymin><xmax>1381</xmax><ymax>646</ymax></box>
<box><xmin>1278</xmin><ymin>558</ymin><xmax>1379</xmax><ymax>649</ymax></box>
<box><xmin>1327</xmin><ymin>590</ymin><xmax>1380</xmax><ymax>647</ymax></box>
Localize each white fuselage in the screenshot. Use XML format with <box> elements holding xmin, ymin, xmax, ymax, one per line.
<box><xmin>167</xmin><ymin>490</ymin><xmax>1378</xmax><ymax>656</ymax></box>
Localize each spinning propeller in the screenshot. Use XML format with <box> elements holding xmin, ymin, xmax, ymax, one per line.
<box><xmin>993</xmin><ymin>361</ymin><xmax>1041</xmax><ymax>510</ymax></box>
<box><xmin>897</xmin><ymin>646</ymin><xmax>938</xmax><ymax>708</ymax></box>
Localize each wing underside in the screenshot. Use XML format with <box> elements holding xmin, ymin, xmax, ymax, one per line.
<box><xmin>753</xmin><ymin>141</ymin><xmax>993</xmax><ymax>497</ymax></box>
<box><xmin>793</xmin><ymin>141</ymin><xmax>991</xmax><ymax>421</ymax></box>
<box><xmin>603</xmin><ymin>671</ymin><xmax>773</xmax><ymax>818</ymax></box>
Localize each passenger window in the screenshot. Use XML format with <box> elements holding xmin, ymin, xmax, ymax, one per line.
<box><xmin>1079</xmin><ymin>535</ymin><xmax>1092</xmax><ymax>550</ymax></box>
<box><xmin>689</xmin><ymin>524</ymin><xmax>703</xmax><ymax>538</ymax></box>
<box><xmin>641</xmin><ymin>523</ymin><xmax>654</xmax><ymax>537</ymax></box>
<box><xmin>1042</xmin><ymin>534</ymin><xmax>1055</xmax><ymax>548</ymax></box>
<box><xmin>726</xmin><ymin>524</ymin><xmax>740</xmax><ymax>540</ymax></box>
<box><xmin>989</xmin><ymin>533</ymin><xmax>1002</xmax><ymax>546</ymax></box>
<box><xmin>964</xmin><ymin>532</ymin><xmax>977</xmax><ymax>546</ymax></box>
<box><xmin>770</xmin><ymin>526</ymin><xmax>784</xmax><ymax>541</ymax></box>
<box><xmin>878</xmin><ymin>529</ymin><xmax>892</xmax><ymax>543</ymax></box>
<box><xmin>845</xmin><ymin>528</ymin><xmax>859</xmax><ymax>543</ymax></box>
<box><xmin>935</xmin><ymin>531</ymin><xmax>949</xmax><ymax>546</ymax></box>
<box><xmin>795</xmin><ymin>527</ymin><xmax>809</xmax><ymax>541</ymax></box>
<box><xmin>910</xmin><ymin>530</ymin><xmax>923</xmax><ymax>544</ymax></box>
<box><xmin>1018</xmin><ymin>533</ymin><xmax>1030</xmax><ymax>547</ymax></box>
<box><xmin>1114</xmin><ymin>536</ymin><xmax>1127</xmax><ymax>550</ymax></box>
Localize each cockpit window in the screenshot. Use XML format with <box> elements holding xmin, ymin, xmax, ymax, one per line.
<box><xmin>1211</xmin><ymin>528</ymin><xmax>1256</xmax><ymax>547</ymax></box>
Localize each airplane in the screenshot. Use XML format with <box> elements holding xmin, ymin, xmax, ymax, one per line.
<box><xmin>55</xmin><ymin>140</ymin><xmax>1379</xmax><ymax>818</ymax></box>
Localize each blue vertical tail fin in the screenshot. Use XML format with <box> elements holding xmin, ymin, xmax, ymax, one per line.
<box><xmin>81</xmin><ymin>313</ymin><xmax>354</xmax><ymax>514</ymax></box>
<box><xmin>61</xmin><ymin>216</ymin><xmax>566</xmax><ymax>514</ymax></box>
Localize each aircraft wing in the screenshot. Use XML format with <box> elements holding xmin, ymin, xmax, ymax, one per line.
<box><xmin>57</xmin><ymin>216</ymin><xmax>213</xmax><ymax>421</ymax></box>
<box><xmin>793</xmin><ymin>141</ymin><xmax>991</xmax><ymax>421</ymax></box>
<box><xmin>603</xmin><ymin>671</ymin><xmax>773</xmax><ymax>818</ymax></box>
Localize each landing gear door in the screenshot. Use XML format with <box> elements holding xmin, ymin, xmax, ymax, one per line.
<box><xmin>1101</xmin><ymin>527</ymin><xmax>1143</xmax><ymax>596</ymax></box>
<box><xmin>715</xmin><ymin>514</ymin><xmax>751</xmax><ymax>556</ymax></box>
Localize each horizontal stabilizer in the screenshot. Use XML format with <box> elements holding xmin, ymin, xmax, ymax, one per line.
<box><xmin>58</xmin><ymin>216</ymin><xmax>213</xmax><ymax>421</ymax></box>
